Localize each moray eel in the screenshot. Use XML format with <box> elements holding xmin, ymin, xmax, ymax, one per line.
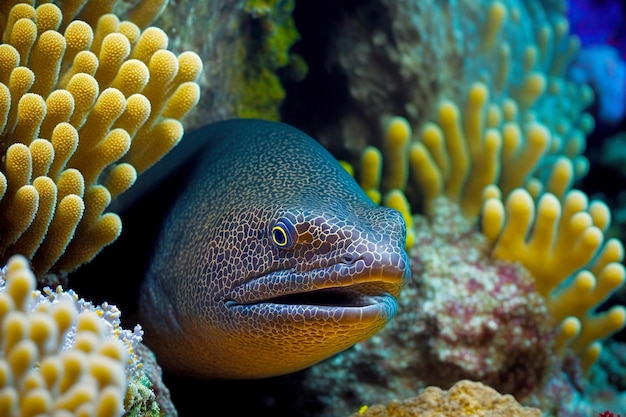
<box><xmin>137</xmin><ymin>119</ymin><xmax>410</xmax><ymax>379</ymax></box>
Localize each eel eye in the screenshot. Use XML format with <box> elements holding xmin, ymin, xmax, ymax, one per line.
<box><xmin>271</xmin><ymin>218</ymin><xmax>296</xmax><ymax>249</ymax></box>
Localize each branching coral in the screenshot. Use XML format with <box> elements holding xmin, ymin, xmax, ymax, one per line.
<box><xmin>0</xmin><ymin>1</ymin><xmax>202</xmax><ymax>280</ymax></box>
<box><xmin>0</xmin><ymin>254</ymin><xmax>140</xmax><ymax>417</ymax></box>
<box><xmin>483</xmin><ymin>188</ymin><xmax>626</xmax><ymax>370</ymax></box>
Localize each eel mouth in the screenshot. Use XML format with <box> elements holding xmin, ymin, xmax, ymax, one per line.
<box><xmin>249</xmin><ymin>282</ymin><xmax>389</xmax><ymax>308</ymax></box>
<box><xmin>224</xmin><ymin>261</ymin><xmax>405</xmax><ymax>315</ymax></box>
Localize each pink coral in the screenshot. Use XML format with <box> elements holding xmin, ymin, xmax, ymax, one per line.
<box><xmin>409</xmin><ymin>196</ymin><xmax>555</xmax><ymax>396</ymax></box>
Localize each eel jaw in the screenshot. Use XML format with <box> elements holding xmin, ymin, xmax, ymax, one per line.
<box><xmin>224</xmin><ymin>263</ymin><xmax>405</xmax><ymax>322</ymax></box>
<box><xmin>254</xmin><ymin>283</ymin><xmax>390</xmax><ymax>308</ymax></box>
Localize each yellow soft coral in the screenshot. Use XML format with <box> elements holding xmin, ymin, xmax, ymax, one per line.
<box><xmin>482</xmin><ymin>188</ymin><xmax>626</xmax><ymax>370</ymax></box>
<box><xmin>0</xmin><ymin>1</ymin><xmax>202</xmax><ymax>278</ymax></box>
<box><xmin>357</xmin><ymin>82</ymin><xmax>554</xmax><ymax>221</ymax></box>
<box><xmin>345</xmin><ymin>2</ymin><xmax>624</xmax><ymax>373</ymax></box>
<box><xmin>0</xmin><ymin>254</ymin><xmax>128</xmax><ymax>417</ymax></box>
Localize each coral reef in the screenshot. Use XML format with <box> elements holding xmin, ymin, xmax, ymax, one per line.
<box><xmin>0</xmin><ymin>1</ymin><xmax>201</xmax><ymax>281</ymax></box>
<box><xmin>569</xmin><ymin>45</ymin><xmax>626</xmax><ymax>125</ymax></box>
<box><xmin>0</xmin><ymin>0</ymin><xmax>621</xmax><ymax>416</ymax></box>
<box><xmin>0</xmin><ymin>254</ymin><xmax>143</xmax><ymax>417</ymax></box>
<box><xmin>289</xmin><ymin>1</ymin><xmax>626</xmax><ymax>416</ymax></box>
<box><xmin>349</xmin><ymin>380</ymin><xmax>542</xmax><ymax>417</ymax></box>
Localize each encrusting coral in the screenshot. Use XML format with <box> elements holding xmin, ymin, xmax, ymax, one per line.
<box><xmin>0</xmin><ymin>0</ymin><xmax>202</xmax><ymax>281</ymax></box>
<box><xmin>0</xmin><ymin>254</ymin><xmax>145</xmax><ymax>417</ymax></box>
<box><xmin>349</xmin><ymin>380</ymin><xmax>542</xmax><ymax>417</ymax></box>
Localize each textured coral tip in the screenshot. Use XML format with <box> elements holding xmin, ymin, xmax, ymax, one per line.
<box><xmin>482</xmin><ymin>184</ymin><xmax>502</xmax><ymax>200</ymax></box>
<box><xmin>525</xmin><ymin>122</ymin><xmax>550</xmax><ymax>148</ymax></box>
<box><xmin>54</xmin><ymin>381</ymin><xmax>97</xmax><ymax>410</ymax></box>
<box><xmin>385</xmin><ymin>116</ymin><xmax>412</xmax><ymax>145</ymax></box>
<box><xmin>35</xmin><ymin>3</ymin><xmax>62</xmax><ymax>33</ymax></box>
<box><xmin>481</xmin><ymin>197</ymin><xmax>504</xmax><ymax>242</ymax></box>
<box><xmin>98</xmin><ymin>32</ymin><xmax>131</xmax><ymax>66</ymax></box>
<box><xmin>21</xmin><ymin>387</ymin><xmax>52</xmax><ymax>417</ymax></box>
<box><xmin>537</xmin><ymin>192</ymin><xmax>560</xmax><ymax>220</ymax></box>
<box><xmin>6</xmin><ymin>257</ymin><xmax>35</xmax><ymax>310</ymax></box>
<box><xmin>94</xmin><ymin>212</ymin><xmax>123</xmax><ymax>242</ymax></box>
<box><xmin>563</xmin><ymin>189</ymin><xmax>588</xmax><ymax>214</ymax></box>
<box><xmin>76</xmin><ymin>311</ymin><xmax>104</xmax><ymax>336</ymax></box>
<box><xmin>506</xmin><ymin>188</ymin><xmax>534</xmax><ymax>217</ymax></box>
<box><xmin>523</xmin><ymin>73</ymin><xmax>546</xmax><ymax>96</ymax></box>
<box><xmin>8</xmin><ymin>18</ymin><xmax>37</xmax><ymax>64</ymax></box>
<box><xmin>588</xmin><ymin>200</ymin><xmax>610</xmax><ymax>231</ymax></box>
<box><xmin>607</xmin><ymin>305</ymin><xmax>626</xmax><ymax>327</ymax></box>
<box><xmin>131</xmin><ymin>26</ymin><xmax>168</xmax><ymax>63</ymax></box>
<box><xmin>481</xmin><ymin>1</ymin><xmax>507</xmax><ymax>50</ymax></box>
<box><xmin>59</xmin><ymin>350</ymin><xmax>88</xmax><ymax>388</ymax></box>
<box><xmin>29</xmin><ymin>312</ymin><xmax>59</xmax><ymax>354</ymax></box>
<box><xmin>6</xmin><ymin>253</ymin><xmax>31</xmax><ymax>275</ymax></box>
<box><xmin>33</xmin><ymin>29</ymin><xmax>66</xmax><ymax>58</ymax></box>
<box><xmin>68</xmin><ymin>50</ymin><xmax>99</xmax><ymax>80</ymax></box>
<box><xmin>17</xmin><ymin>92</ymin><xmax>46</xmax><ymax>126</ymax></box>
<box><xmin>572</xmin><ymin>227</ymin><xmax>603</xmax><ymax>264</ymax></box>
<box><xmin>98</xmin><ymin>339</ymin><xmax>128</xmax><ymax>363</ymax></box>
<box><xmin>56</xmin><ymin>169</ymin><xmax>85</xmax><ymax>199</ymax></box>
<box><xmin>468</xmin><ymin>82</ymin><xmax>489</xmax><ymax>105</ymax></box>
<box><xmin>104</xmin><ymin>163</ymin><xmax>137</xmax><ymax>199</ymax></box>
<box><xmin>89</xmin><ymin>355</ymin><xmax>126</xmax><ymax>389</ymax></box>
<box><xmin>6</xmin><ymin>143</ymin><xmax>33</xmax><ymax>189</ymax></box>
<box><xmin>147</xmin><ymin>49</ymin><xmax>178</xmax><ymax>84</ymax></box>
<box><xmin>64</xmin><ymin>20</ymin><xmax>95</xmax><ymax>53</ymax></box>
<box><xmin>601</xmin><ymin>239</ymin><xmax>625</xmax><ymax>264</ymax></box>
<box><xmin>163</xmin><ymin>81</ymin><xmax>200</xmax><ymax>119</ymax></box>
<box><xmin>573</xmin><ymin>270</ymin><xmax>595</xmax><ymax>292</ymax></box>
<box><xmin>7</xmin><ymin>339</ymin><xmax>38</xmax><ymax>379</ymax></box>
<box><xmin>66</xmin><ymin>72</ymin><xmax>100</xmax><ymax>113</ymax></box>
<box><xmin>0</xmin><ymin>359</ymin><xmax>12</xmax><ymax>388</ymax></box>
<box><xmin>118</xmin><ymin>21</ymin><xmax>141</xmax><ymax>44</ymax></box>
<box><xmin>44</xmin><ymin>89</ymin><xmax>75</xmax><ymax>122</ymax></box>
<box><xmin>39</xmin><ymin>356</ymin><xmax>63</xmax><ymax>388</ymax></box>
<box><xmin>383</xmin><ymin>190</ymin><xmax>413</xmax><ymax>226</ymax></box>
<box><xmin>359</xmin><ymin>146</ymin><xmax>382</xmax><ymax>191</ymax></box>
<box><xmin>581</xmin><ymin>341</ymin><xmax>602</xmax><ymax>373</ymax></box>
<box><xmin>3</xmin><ymin>311</ymin><xmax>29</xmax><ymax>352</ymax></box>
<box><xmin>92</xmin><ymin>88</ymin><xmax>127</xmax><ymax>122</ymax></box>
<box><xmin>176</xmin><ymin>50</ymin><xmax>203</xmax><ymax>82</ymax></box>
<box><xmin>75</xmin><ymin>331</ymin><xmax>101</xmax><ymax>353</ymax></box>
<box><xmin>438</xmin><ymin>100</ymin><xmax>459</xmax><ymax>125</ymax></box>
<box><xmin>111</xmin><ymin>58</ymin><xmax>149</xmax><ymax>96</ymax></box>
<box><xmin>95</xmin><ymin>385</ymin><xmax>124</xmax><ymax>417</ymax></box>
<box><xmin>557</xmin><ymin>316</ymin><xmax>581</xmax><ymax>341</ymax></box>
<box><xmin>30</xmin><ymin>139</ymin><xmax>54</xmax><ymax>176</ymax></box>
<box><xmin>599</xmin><ymin>263</ymin><xmax>626</xmax><ymax>289</ymax></box>
<box><xmin>0</xmin><ymin>44</ymin><xmax>20</xmax><ymax>78</ymax></box>
<box><xmin>547</xmin><ymin>157</ymin><xmax>573</xmax><ymax>198</ymax></box>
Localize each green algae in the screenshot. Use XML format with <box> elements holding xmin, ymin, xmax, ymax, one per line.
<box><xmin>232</xmin><ymin>0</ymin><xmax>303</xmax><ymax>120</ymax></box>
<box><xmin>124</xmin><ymin>371</ymin><xmax>162</xmax><ymax>417</ymax></box>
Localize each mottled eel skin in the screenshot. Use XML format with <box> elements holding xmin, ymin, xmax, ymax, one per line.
<box><xmin>138</xmin><ymin>119</ymin><xmax>410</xmax><ymax>379</ymax></box>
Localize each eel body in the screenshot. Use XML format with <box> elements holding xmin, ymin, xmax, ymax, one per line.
<box><xmin>137</xmin><ymin>119</ymin><xmax>410</xmax><ymax>379</ymax></box>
